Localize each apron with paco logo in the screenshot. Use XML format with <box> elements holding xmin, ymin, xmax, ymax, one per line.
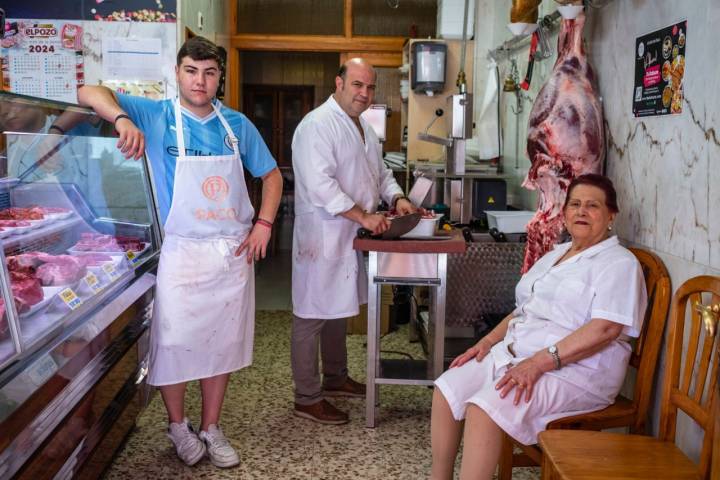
<box><xmin>147</xmin><ymin>99</ymin><xmax>255</xmax><ymax>386</ymax></box>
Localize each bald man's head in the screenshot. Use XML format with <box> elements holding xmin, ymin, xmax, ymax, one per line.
<box><xmin>337</xmin><ymin>58</ymin><xmax>377</xmax><ymax>83</ymax></box>
<box><xmin>334</xmin><ymin>58</ymin><xmax>377</xmax><ymax>118</ymax></box>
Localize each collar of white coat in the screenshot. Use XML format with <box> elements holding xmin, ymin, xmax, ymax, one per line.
<box><xmin>553</xmin><ymin>235</ymin><xmax>620</xmax><ymax>265</ymax></box>
<box><xmin>327</xmin><ymin>95</ymin><xmax>368</xmax><ymax>129</ymax></box>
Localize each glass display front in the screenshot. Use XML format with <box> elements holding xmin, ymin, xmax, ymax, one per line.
<box><xmin>0</xmin><ymin>95</ymin><xmax>159</xmax><ymax>369</ymax></box>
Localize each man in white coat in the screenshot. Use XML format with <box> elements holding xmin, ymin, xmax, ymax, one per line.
<box><xmin>291</xmin><ymin>58</ymin><xmax>416</xmax><ymax>424</ymax></box>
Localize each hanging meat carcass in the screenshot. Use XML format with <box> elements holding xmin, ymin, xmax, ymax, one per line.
<box><xmin>521</xmin><ymin>10</ymin><xmax>604</xmax><ymax>272</ymax></box>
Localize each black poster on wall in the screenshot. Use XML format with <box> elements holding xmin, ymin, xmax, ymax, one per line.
<box><xmin>632</xmin><ymin>20</ymin><xmax>687</xmax><ymax>117</ymax></box>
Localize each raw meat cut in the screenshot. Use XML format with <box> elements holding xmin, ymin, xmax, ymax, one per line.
<box><xmin>0</xmin><ymin>207</ymin><xmax>44</xmax><ymax>220</ymax></box>
<box><xmin>522</xmin><ymin>11</ymin><xmax>604</xmax><ymax>272</ymax></box>
<box><xmin>77</xmin><ymin>253</ymin><xmax>114</xmax><ymax>267</ymax></box>
<box><xmin>72</xmin><ymin>233</ymin><xmax>145</xmax><ymax>253</ymax></box>
<box><xmin>11</xmin><ymin>269</ymin><xmax>43</xmax><ymax>309</ymax></box>
<box><xmin>7</xmin><ymin>252</ymin><xmax>86</xmax><ymax>287</ymax></box>
<box><xmin>35</xmin><ymin>256</ymin><xmax>87</xmax><ymax>286</ymax></box>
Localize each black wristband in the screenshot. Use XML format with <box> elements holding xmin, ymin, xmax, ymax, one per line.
<box><xmin>48</xmin><ymin>125</ymin><xmax>66</xmax><ymax>135</ymax></box>
<box><xmin>114</xmin><ymin>113</ymin><xmax>131</xmax><ymax>125</ymax></box>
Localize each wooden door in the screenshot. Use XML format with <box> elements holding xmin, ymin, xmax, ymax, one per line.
<box><xmin>243</xmin><ymin>84</ymin><xmax>313</xmax><ymax>168</ymax></box>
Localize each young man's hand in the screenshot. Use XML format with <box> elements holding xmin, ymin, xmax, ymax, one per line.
<box><xmin>115</xmin><ymin>117</ymin><xmax>145</xmax><ymax>160</ymax></box>
<box><xmin>236</xmin><ymin>223</ymin><xmax>272</xmax><ymax>263</ymax></box>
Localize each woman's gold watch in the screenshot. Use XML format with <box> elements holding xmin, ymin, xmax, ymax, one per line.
<box><xmin>548</xmin><ymin>344</ymin><xmax>561</xmax><ymax>370</ymax></box>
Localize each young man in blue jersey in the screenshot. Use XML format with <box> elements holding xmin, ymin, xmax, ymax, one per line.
<box><xmin>75</xmin><ymin>36</ymin><xmax>282</xmax><ymax>468</ymax></box>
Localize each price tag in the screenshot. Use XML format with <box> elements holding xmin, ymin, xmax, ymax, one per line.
<box><xmin>83</xmin><ymin>272</ymin><xmax>103</xmax><ymax>294</ymax></box>
<box><xmin>59</xmin><ymin>287</ymin><xmax>82</xmax><ymax>310</ymax></box>
<box><xmin>102</xmin><ymin>263</ymin><xmax>121</xmax><ymax>281</ymax></box>
<box><xmin>125</xmin><ymin>249</ymin><xmax>141</xmax><ymax>267</ymax></box>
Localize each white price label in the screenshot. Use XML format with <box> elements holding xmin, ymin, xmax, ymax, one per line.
<box><xmin>102</xmin><ymin>263</ymin><xmax>121</xmax><ymax>280</ymax></box>
<box><xmin>59</xmin><ymin>287</ymin><xmax>82</xmax><ymax>310</ymax></box>
<box><xmin>83</xmin><ymin>272</ymin><xmax>103</xmax><ymax>293</ymax></box>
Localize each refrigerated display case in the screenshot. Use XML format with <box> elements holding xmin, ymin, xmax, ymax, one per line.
<box><xmin>0</xmin><ymin>92</ymin><xmax>160</xmax><ymax>479</ymax></box>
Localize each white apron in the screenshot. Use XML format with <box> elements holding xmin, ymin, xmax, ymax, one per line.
<box><xmin>147</xmin><ymin>100</ymin><xmax>255</xmax><ymax>386</ymax></box>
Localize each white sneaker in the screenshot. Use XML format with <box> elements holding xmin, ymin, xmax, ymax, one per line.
<box><xmin>199</xmin><ymin>424</ymin><xmax>240</xmax><ymax>468</ymax></box>
<box><xmin>167</xmin><ymin>418</ymin><xmax>206</xmax><ymax>466</ymax></box>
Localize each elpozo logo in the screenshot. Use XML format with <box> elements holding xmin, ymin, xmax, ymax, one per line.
<box><xmin>25</xmin><ymin>24</ymin><xmax>58</xmax><ymax>38</ymax></box>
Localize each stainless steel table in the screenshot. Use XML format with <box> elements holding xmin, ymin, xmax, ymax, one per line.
<box><xmin>354</xmin><ymin>233</ymin><xmax>466</xmax><ymax>427</ymax></box>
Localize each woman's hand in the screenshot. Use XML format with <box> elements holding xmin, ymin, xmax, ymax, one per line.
<box><xmin>449</xmin><ymin>337</ymin><xmax>494</xmax><ymax>368</ymax></box>
<box><xmin>236</xmin><ymin>223</ymin><xmax>272</xmax><ymax>263</ymax></box>
<box><xmin>495</xmin><ymin>357</ymin><xmax>546</xmax><ymax>405</ymax></box>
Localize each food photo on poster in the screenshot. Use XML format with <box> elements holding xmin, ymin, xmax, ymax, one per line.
<box><xmin>633</xmin><ymin>20</ymin><xmax>687</xmax><ymax>117</ymax></box>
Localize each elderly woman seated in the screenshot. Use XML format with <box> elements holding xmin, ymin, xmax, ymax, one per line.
<box><xmin>430</xmin><ymin>174</ymin><xmax>648</xmax><ymax>480</ymax></box>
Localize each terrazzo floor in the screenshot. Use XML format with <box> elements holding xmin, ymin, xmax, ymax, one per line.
<box><xmin>102</xmin><ymin>250</ymin><xmax>541</xmax><ymax>479</ymax></box>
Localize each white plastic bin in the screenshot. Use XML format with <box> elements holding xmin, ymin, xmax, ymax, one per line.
<box><xmin>486</xmin><ymin>211</ymin><xmax>534</xmax><ymax>233</ymax></box>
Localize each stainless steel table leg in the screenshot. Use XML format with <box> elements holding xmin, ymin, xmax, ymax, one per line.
<box><xmin>432</xmin><ymin>254</ymin><xmax>448</xmax><ymax>379</ymax></box>
<box><xmin>366</xmin><ymin>251</ymin><xmax>380</xmax><ymax>428</ymax></box>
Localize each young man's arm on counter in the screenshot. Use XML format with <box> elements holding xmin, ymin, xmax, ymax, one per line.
<box><xmin>76</xmin><ymin>86</ymin><xmax>145</xmax><ymax>159</ymax></box>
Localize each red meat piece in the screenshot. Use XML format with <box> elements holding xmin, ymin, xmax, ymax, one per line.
<box><xmin>36</xmin><ymin>255</ymin><xmax>87</xmax><ymax>286</ymax></box>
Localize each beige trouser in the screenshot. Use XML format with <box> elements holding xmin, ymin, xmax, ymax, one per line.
<box><xmin>290</xmin><ymin>315</ymin><xmax>348</xmax><ymax>405</ymax></box>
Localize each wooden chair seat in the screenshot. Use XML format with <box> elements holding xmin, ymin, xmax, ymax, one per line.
<box><xmin>539</xmin><ymin>275</ymin><xmax>720</xmax><ymax>480</ymax></box>
<box><xmin>539</xmin><ymin>430</ymin><xmax>701</xmax><ymax>479</ymax></box>
<box><xmin>547</xmin><ymin>395</ymin><xmax>634</xmax><ymax>430</ymax></box>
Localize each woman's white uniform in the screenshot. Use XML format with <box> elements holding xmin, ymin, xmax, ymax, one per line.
<box><xmin>147</xmin><ymin>100</ymin><xmax>255</xmax><ymax>386</ymax></box>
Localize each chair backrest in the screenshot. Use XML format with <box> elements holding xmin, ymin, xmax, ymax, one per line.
<box><xmin>627</xmin><ymin>247</ymin><xmax>672</xmax><ymax>433</ymax></box>
<box><xmin>658</xmin><ymin>275</ymin><xmax>720</xmax><ymax>479</ymax></box>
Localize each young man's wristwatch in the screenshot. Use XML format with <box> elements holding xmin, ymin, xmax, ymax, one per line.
<box><xmin>548</xmin><ymin>344</ymin><xmax>561</xmax><ymax>370</ymax></box>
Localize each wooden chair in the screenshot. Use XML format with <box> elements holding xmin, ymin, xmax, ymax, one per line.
<box><xmin>538</xmin><ymin>275</ymin><xmax>720</xmax><ymax>479</ymax></box>
<box><xmin>497</xmin><ymin>248</ymin><xmax>671</xmax><ymax>480</ymax></box>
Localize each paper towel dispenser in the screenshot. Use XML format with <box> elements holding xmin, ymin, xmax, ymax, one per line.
<box><xmin>411</xmin><ymin>41</ymin><xmax>447</xmax><ymax>96</ymax></box>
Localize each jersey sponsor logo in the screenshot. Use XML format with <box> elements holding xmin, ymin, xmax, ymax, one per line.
<box><xmin>166</xmin><ymin>146</ymin><xmax>218</xmax><ymax>157</ymax></box>
<box><xmin>193</xmin><ymin>207</ymin><xmax>239</xmax><ymax>221</ymax></box>
<box><xmin>201</xmin><ymin>176</ymin><xmax>230</xmax><ymax>202</ymax></box>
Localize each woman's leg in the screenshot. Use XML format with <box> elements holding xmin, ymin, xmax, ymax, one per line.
<box><xmin>430</xmin><ymin>388</ymin><xmax>464</xmax><ymax>480</ymax></box>
<box><xmin>159</xmin><ymin>382</ymin><xmax>187</xmax><ymax>424</ymax></box>
<box><xmin>199</xmin><ymin>373</ymin><xmax>231</xmax><ymax>431</ymax></box>
<box><xmin>458</xmin><ymin>404</ymin><xmax>503</xmax><ymax>480</ymax></box>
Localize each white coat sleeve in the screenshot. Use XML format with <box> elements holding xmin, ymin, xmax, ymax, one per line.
<box><xmin>372</xmin><ymin>135</ymin><xmax>404</xmax><ymax>205</ymax></box>
<box><xmin>292</xmin><ymin>120</ymin><xmax>356</xmax><ymax>216</ymax></box>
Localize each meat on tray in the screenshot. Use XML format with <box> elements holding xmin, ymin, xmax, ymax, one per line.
<box><xmin>0</xmin><ymin>207</ymin><xmax>44</xmax><ymax>220</ymax></box>
<box><xmin>78</xmin><ymin>253</ymin><xmax>114</xmax><ymax>266</ymax></box>
<box><xmin>8</xmin><ymin>252</ymin><xmax>87</xmax><ymax>287</ymax></box>
<box><xmin>0</xmin><ymin>220</ymin><xmax>32</xmax><ymax>227</ymax></box>
<box><xmin>73</xmin><ymin>233</ymin><xmax>145</xmax><ymax>253</ymax></box>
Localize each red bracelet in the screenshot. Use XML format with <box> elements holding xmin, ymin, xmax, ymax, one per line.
<box><xmin>255</xmin><ymin>218</ymin><xmax>273</xmax><ymax>229</ymax></box>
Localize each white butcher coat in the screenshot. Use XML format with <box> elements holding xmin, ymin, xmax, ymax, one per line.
<box><xmin>291</xmin><ymin>96</ymin><xmax>403</xmax><ymax>319</ymax></box>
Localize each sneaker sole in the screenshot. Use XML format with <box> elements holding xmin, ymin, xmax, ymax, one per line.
<box><xmin>322</xmin><ymin>390</ymin><xmax>365</xmax><ymax>398</ymax></box>
<box><xmin>209</xmin><ymin>456</ymin><xmax>240</xmax><ymax>468</ymax></box>
<box><xmin>293</xmin><ymin>409</ymin><xmax>349</xmax><ymax>425</ymax></box>
<box><xmin>182</xmin><ymin>446</ymin><xmax>206</xmax><ymax>466</ymax></box>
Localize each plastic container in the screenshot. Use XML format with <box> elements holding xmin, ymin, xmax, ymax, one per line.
<box><xmin>401</xmin><ymin>213</ymin><xmax>442</xmax><ymax>238</ymax></box>
<box><xmin>486</xmin><ymin>211</ymin><xmax>534</xmax><ymax>233</ymax></box>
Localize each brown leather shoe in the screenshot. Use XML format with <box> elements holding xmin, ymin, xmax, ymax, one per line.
<box><xmin>323</xmin><ymin>377</ymin><xmax>366</xmax><ymax>398</ymax></box>
<box><xmin>293</xmin><ymin>399</ymin><xmax>349</xmax><ymax>425</ymax></box>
